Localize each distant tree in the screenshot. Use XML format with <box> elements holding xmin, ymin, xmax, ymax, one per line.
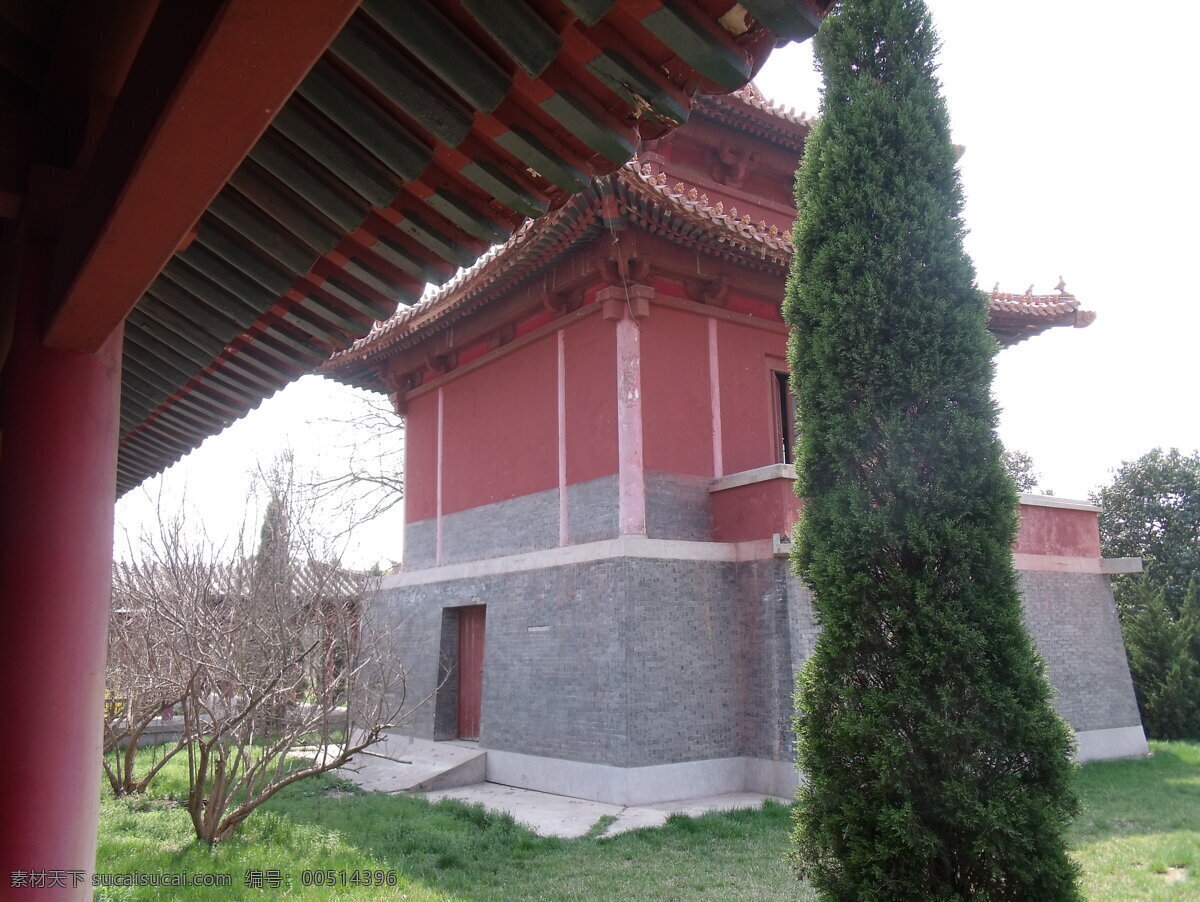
<box><xmin>1092</xmin><ymin>447</ymin><xmax>1200</xmax><ymax>614</ymax></box>
<box><xmin>784</xmin><ymin>1</ymin><xmax>1080</xmax><ymax>897</ymax></box>
<box><xmin>1121</xmin><ymin>575</ymin><xmax>1200</xmax><ymax>739</ymax></box>
<box><xmin>304</xmin><ymin>392</ymin><xmax>405</xmax><ymax>531</ymax></box>
<box><xmin>1003</xmin><ymin>448</ymin><xmax>1043</xmax><ymax>493</ymax></box>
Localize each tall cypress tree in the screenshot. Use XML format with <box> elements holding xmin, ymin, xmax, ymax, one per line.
<box><xmin>785</xmin><ymin>2</ymin><xmax>1080</xmax><ymax>897</ymax></box>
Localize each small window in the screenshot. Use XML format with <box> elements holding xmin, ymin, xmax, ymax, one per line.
<box><xmin>774</xmin><ymin>370</ymin><xmax>796</xmax><ymax>464</ymax></box>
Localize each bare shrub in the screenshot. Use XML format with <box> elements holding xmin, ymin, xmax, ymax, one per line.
<box><xmin>108</xmin><ymin>459</ymin><xmax>412</xmax><ymax>843</ymax></box>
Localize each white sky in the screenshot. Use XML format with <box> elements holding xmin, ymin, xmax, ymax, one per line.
<box><xmin>116</xmin><ymin>2</ymin><xmax>1200</xmax><ymax>567</ymax></box>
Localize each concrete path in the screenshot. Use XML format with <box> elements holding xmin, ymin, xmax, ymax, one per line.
<box><xmin>335</xmin><ymin>732</ymin><xmax>789</xmax><ymax>839</ymax></box>
<box><xmin>422</xmin><ymin>783</ymin><xmax>787</xmax><ymax>839</ymax></box>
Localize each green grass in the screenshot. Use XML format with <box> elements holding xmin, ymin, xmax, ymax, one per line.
<box><xmin>96</xmin><ymin>742</ymin><xmax>1200</xmax><ymax>901</ymax></box>
<box><xmin>1070</xmin><ymin>741</ymin><xmax>1200</xmax><ymax>900</ymax></box>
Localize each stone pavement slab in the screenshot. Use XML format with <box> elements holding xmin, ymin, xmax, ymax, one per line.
<box><xmin>335</xmin><ymin>733</ymin><xmax>485</xmax><ymax>793</ymax></box>
<box><xmin>422</xmin><ymin>783</ymin><xmax>787</xmax><ymax>839</ymax></box>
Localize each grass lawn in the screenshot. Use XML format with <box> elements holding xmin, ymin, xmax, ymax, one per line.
<box><xmin>1071</xmin><ymin>742</ymin><xmax>1200</xmax><ymax>900</ymax></box>
<box><xmin>95</xmin><ymin>742</ymin><xmax>1199</xmax><ymax>901</ymax></box>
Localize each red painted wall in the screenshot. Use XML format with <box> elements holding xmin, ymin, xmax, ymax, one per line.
<box><xmin>641</xmin><ymin>305</ymin><xmax>713</xmax><ymax>476</ymax></box>
<box><xmin>441</xmin><ymin>333</ymin><xmax>558</xmax><ymax>514</ymax></box>
<box><xmin>405</xmin><ymin>308</ymin><xmax>619</xmax><ymax>525</ymax></box>
<box><xmin>723</xmin><ymin>293</ymin><xmax>784</xmax><ymax>321</ymax></box>
<box><xmin>405</xmin><ymin>390</ymin><xmax>439</xmax><ymax>523</ymax></box>
<box><xmin>1014</xmin><ymin>504</ymin><xmax>1102</xmax><ymax>558</ymax></box>
<box><xmin>564</xmin><ymin>311</ymin><xmax>618</xmax><ymax>484</ymax></box>
<box><xmin>711</xmin><ymin>477</ymin><xmax>802</xmax><ymax>543</ymax></box>
<box><xmin>715</xmin><ymin>318</ymin><xmax>788</xmax><ymax>474</ymax></box>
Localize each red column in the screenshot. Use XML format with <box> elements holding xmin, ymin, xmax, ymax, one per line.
<box><xmin>0</xmin><ymin>241</ymin><xmax>122</xmax><ymax>899</ymax></box>
<box><xmin>599</xmin><ymin>283</ymin><xmax>652</xmax><ymax>537</ymax></box>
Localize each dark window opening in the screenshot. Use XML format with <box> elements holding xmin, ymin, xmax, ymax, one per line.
<box><xmin>774</xmin><ymin>370</ymin><xmax>796</xmax><ymax>465</ymax></box>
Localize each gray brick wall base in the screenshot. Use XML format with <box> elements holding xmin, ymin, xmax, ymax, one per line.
<box><xmin>1017</xmin><ymin>569</ymin><xmax>1143</xmax><ymax>732</ymax></box>
<box><xmin>363</xmin><ymin>538</ymin><xmax>1147</xmax><ymax>804</ymax></box>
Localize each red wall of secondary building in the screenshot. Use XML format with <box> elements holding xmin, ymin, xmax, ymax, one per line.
<box><xmin>641</xmin><ymin>305</ymin><xmax>714</xmax><ymax>476</ymax></box>
<box><xmin>564</xmin><ymin>310</ymin><xmax>618</xmax><ymax>484</ymax></box>
<box><xmin>1014</xmin><ymin>504</ymin><xmax>1102</xmax><ymax>558</ymax></box>
<box><xmin>715</xmin><ymin>318</ymin><xmax>788</xmax><ymax>474</ymax></box>
<box><xmin>405</xmin><ymin>390</ymin><xmax>439</xmax><ymax>522</ymax></box>
<box><xmin>441</xmin><ymin>333</ymin><xmax>558</xmax><ymax>515</ymax></box>
<box><xmin>405</xmin><ymin>308</ymin><xmax>622</xmax><ymax>525</ymax></box>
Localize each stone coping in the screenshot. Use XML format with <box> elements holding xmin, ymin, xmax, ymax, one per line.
<box><xmin>1017</xmin><ymin>493</ymin><xmax>1101</xmax><ymax>512</ymax></box>
<box><xmin>706</xmin><ymin>469</ymin><xmax>1100</xmax><ymax>516</ymax></box>
<box><xmin>709</xmin><ymin>463</ymin><xmax>795</xmax><ymax>492</ymax></box>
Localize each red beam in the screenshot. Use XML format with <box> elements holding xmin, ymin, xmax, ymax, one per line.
<box><xmin>45</xmin><ymin>0</ymin><xmax>362</xmax><ymax>352</ymax></box>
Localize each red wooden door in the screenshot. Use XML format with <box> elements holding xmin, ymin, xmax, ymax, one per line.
<box><xmin>456</xmin><ymin>606</ymin><xmax>486</xmax><ymax>740</ymax></box>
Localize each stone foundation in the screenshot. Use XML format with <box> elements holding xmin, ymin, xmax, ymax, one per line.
<box><xmin>370</xmin><ymin>512</ymin><xmax>1147</xmax><ymax>803</ymax></box>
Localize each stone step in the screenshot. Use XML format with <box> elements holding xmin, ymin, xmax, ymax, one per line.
<box><xmin>336</xmin><ymin>732</ymin><xmax>486</xmax><ymax>793</ymax></box>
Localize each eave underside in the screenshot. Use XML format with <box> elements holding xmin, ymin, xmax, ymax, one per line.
<box><xmin>1</xmin><ymin>0</ymin><xmax>832</xmax><ymax>495</ymax></box>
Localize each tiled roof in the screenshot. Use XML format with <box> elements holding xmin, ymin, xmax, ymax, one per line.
<box><xmin>620</xmin><ymin>163</ymin><xmax>792</xmax><ymax>259</ymax></box>
<box><xmin>987</xmin><ymin>283</ymin><xmax>1096</xmax><ymax>346</ymax></box>
<box><xmin>326</xmin><ymin>159</ymin><xmax>1095</xmax><ymax>379</ymax></box>
<box><xmin>695</xmin><ymin>83</ymin><xmax>815</xmax><ymax>149</ymax></box>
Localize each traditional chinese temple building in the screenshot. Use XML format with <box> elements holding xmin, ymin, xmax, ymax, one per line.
<box><xmin>324</xmin><ymin>85</ymin><xmax>1145</xmax><ymax>804</ymax></box>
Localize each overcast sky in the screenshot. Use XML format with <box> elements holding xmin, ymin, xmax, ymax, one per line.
<box><xmin>116</xmin><ymin>2</ymin><xmax>1200</xmax><ymax>567</ymax></box>
<box><xmin>763</xmin><ymin>1</ymin><xmax>1200</xmax><ymax>499</ymax></box>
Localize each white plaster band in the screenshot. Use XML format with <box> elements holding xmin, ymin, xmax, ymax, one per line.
<box><xmin>485</xmin><ymin>749</ymin><xmax>798</xmax><ymax>806</ymax></box>
<box><xmin>476</xmin><ymin>726</ymin><xmax>1148</xmax><ymax>805</ymax></box>
<box><xmin>1017</xmin><ymin>493</ymin><xmax>1101</xmax><ymax>512</ymax></box>
<box><xmin>380</xmin><ymin>536</ymin><xmax>779</xmax><ymax>588</ymax></box>
<box><xmin>389</xmin><ymin>538</ymin><xmax>1132</xmax><ymax>588</ymax></box>
<box><xmin>1011</xmin><ymin>553</ymin><xmax>1140</xmax><ymax>574</ymax></box>
<box><xmin>1073</xmin><ymin>725</ymin><xmax>1149</xmax><ymax>762</ymax></box>
<box><xmin>557</xmin><ymin>329</ymin><xmax>568</xmax><ymax>547</ymax></box>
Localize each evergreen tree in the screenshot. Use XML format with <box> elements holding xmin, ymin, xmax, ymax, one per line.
<box><xmin>784</xmin><ymin>1</ymin><xmax>1080</xmax><ymax>897</ymax></box>
<box><xmin>1122</xmin><ymin>575</ymin><xmax>1200</xmax><ymax>739</ymax></box>
<box><xmin>1183</xmin><ymin>580</ymin><xmax>1200</xmax><ymax>676</ymax></box>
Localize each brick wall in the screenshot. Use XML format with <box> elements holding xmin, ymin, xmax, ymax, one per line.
<box><xmin>645</xmin><ymin>472</ymin><xmax>713</xmax><ymax>541</ymax></box>
<box><xmin>369</xmin><ymin>556</ymin><xmax>779</xmax><ymax>766</ymax></box>
<box><xmin>1017</xmin><ymin>569</ymin><xmax>1142</xmax><ymax>732</ymax></box>
<box><xmin>367</xmin><ymin>544</ymin><xmax>1141</xmax><ymax>770</ymax></box>
<box><xmin>565</xmin><ymin>476</ymin><xmax>619</xmax><ymax>543</ymax></box>
<box><xmin>441</xmin><ymin>489</ymin><xmax>559</xmax><ymax>564</ymax></box>
<box><xmin>734</xmin><ymin>559</ymin><xmax>799</xmax><ymax>761</ymax></box>
<box><xmin>403</xmin><ymin>520</ymin><xmax>437</xmax><ymax>570</ymax></box>
<box><xmin>404</xmin><ymin>477</ymin><xmax>622</xmax><ymax>569</ymax></box>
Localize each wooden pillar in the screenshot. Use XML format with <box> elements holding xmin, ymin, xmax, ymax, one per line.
<box><xmin>0</xmin><ymin>241</ymin><xmax>123</xmax><ymax>899</ymax></box>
